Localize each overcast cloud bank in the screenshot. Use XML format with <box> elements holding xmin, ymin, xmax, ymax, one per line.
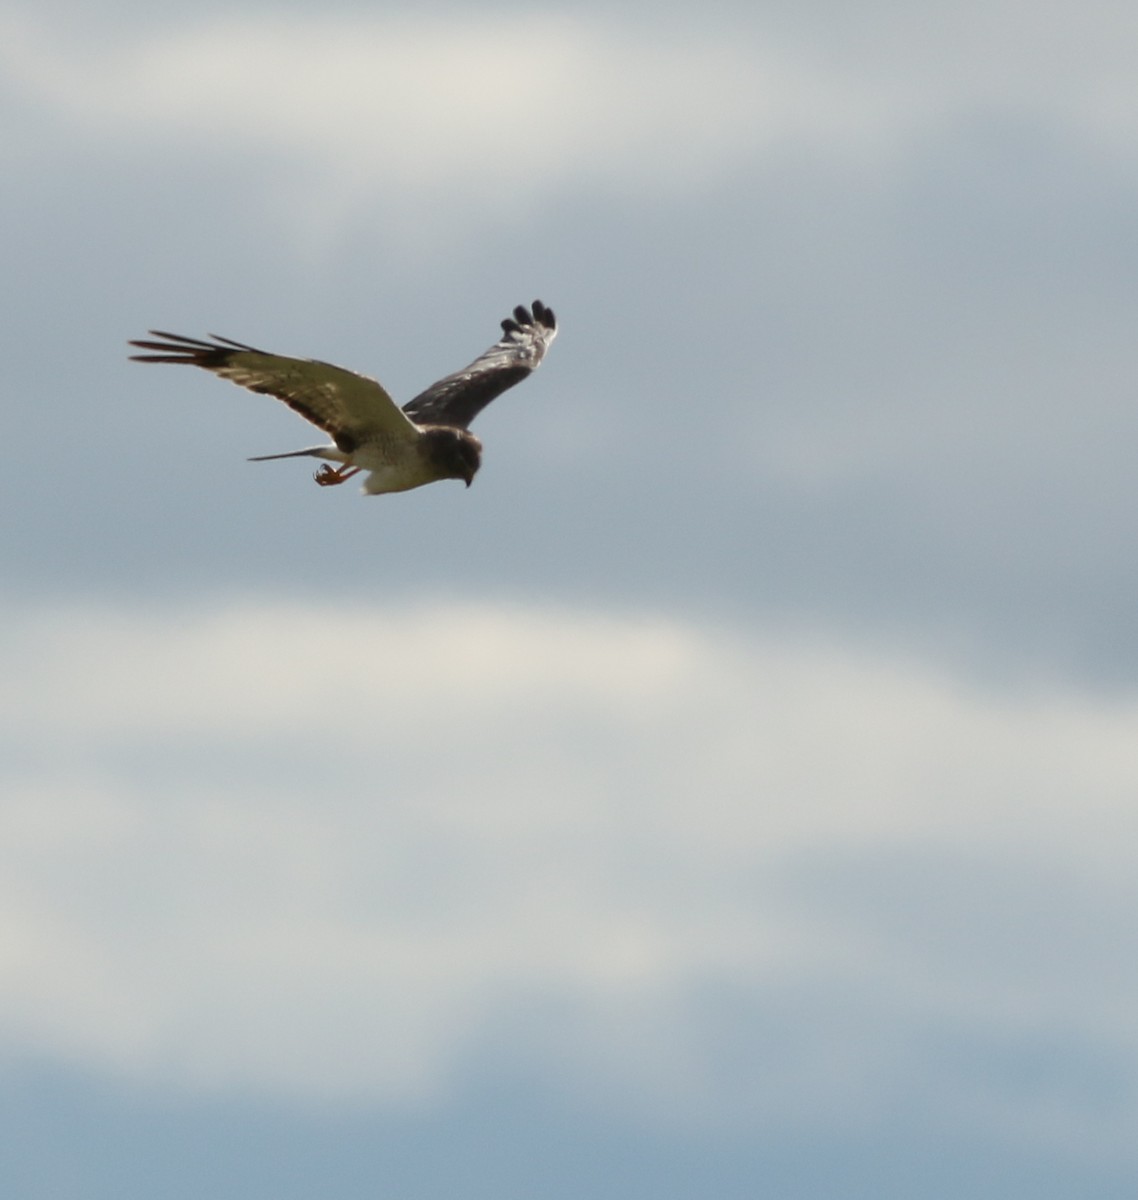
<box><xmin>1</xmin><ymin>599</ymin><xmax>1134</xmax><ymax>1165</ymax></box>
<box><xmin>5</xmin><ymin>5</ymin><xmax>1138</xmax><ymax>241</ymax></box>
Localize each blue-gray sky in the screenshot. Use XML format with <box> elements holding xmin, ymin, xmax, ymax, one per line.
<box><xmin>2</xmin><ymin>2</ymin><xmax>1137</xmax><ymax>1196</ymax></box>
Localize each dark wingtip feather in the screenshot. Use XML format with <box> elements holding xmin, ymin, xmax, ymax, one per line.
<box><xmin>207</xmin><ymin>333</ymin><xmax>260</xmax><ymax>352</ymax></box>
<box><xmin>128</xmin><ymin>329</ymin><xmax>270</xmax><ymax>368</ymax></box>
<box><xmin>501</xmin><ymin>301</ymin><xmax>555</xmax><ymax>335</ymax></box>
<box><xmin>129</xmin><ymin>330</ymin><xmax>220</xmax><ymax>362</ymax></box>
<box><xmin>149</xmin><ymin>330</ymin><xmax>220</xmax><ymax>347</ymax></box>
<box><xmin>531</xmin><ymin>300</ymin><xmax>555</xmax><ymax>329</ymax></box>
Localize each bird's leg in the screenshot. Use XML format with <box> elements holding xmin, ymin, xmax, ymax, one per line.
<box><xmin>314</xmin><ymin>464</ymin><xmax>362</xmax><ymax>487</ymax></box>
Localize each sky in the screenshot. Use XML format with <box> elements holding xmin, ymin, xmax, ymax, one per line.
<box><xmin>2</xmin><ymin>0</ymin><xmax>1138</xmax><ymax>1196</ymax></box>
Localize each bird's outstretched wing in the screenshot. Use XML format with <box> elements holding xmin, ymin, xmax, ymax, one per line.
<box><xmin>400</xmin><ymin>301</ymin><xmax>557</xmax><ymax>430</ymax></box>
<box><xmin>129</xmin><ymin>331</ymin><xmax>418</xmax><ymax>452</ymax></box>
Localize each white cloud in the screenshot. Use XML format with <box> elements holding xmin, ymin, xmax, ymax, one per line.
<box><xmin>1</xmin><ymin>596</ymin><xmax>1136</xmax><ymax>1150</ymax></box>
<box><xmin>5</xmin><ymin>6</ymin><xmax>1136</xmax><ymax>181</ymax></box>
<box><xmin>0</xmin><ymin>12</ymin><xmax>785</xmax><ymax>239</ymax></box>
<box><xmin>4</xmin><ymin>3</ymin><xmax>1137</xmax><ymax>254</ymax></box>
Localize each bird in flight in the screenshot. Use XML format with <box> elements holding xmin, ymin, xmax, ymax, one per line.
<box><xmin>130</xmin><ymin>300</ymin><xmax>557</xmax><ymax>495</ymax></box>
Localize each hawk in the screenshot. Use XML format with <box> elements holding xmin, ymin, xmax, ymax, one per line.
<box><xmin>129</xmin><ymin>300</ymin><xmax>557</xmax><ymax>495</ymax></box>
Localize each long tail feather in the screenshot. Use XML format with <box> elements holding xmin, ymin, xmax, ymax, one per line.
<box><xmin>247</xmin><ymin>446</ymin><xmax>337</xmax><ymax>462</ymax></box>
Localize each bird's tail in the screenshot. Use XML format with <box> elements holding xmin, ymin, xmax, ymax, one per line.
<box><xmin>247</xmin><ymin>445</ymin><xmax>342</xmax><ymax>463</ymax></box>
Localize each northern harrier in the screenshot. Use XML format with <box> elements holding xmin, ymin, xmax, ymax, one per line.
<box><xmin>129</xmin><ymin>300</ymin><xmax>557</xmax><ymax>495</ymax></box>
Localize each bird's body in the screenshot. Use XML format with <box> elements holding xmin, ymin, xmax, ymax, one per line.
<box><xmin>247</xmin><ymin>424</ymin><xmax>483</xmax><ymax>496</ymax></box>
<box><xmin>130</xmin><ymin>301</ymin><xmax>556</xmax><ymax>495</ymax></box>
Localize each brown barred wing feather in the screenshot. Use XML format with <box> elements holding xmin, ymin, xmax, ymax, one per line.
<box><xmin>129</xmin><ymin>331</ymin><xmax>418</xmax><ymax>452</ymax></box>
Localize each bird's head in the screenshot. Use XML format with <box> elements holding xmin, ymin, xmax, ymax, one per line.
<box><xmin>423</xmin><ymin>426</ymin><xmax>482</xmax><ymax>487</ymax></box>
